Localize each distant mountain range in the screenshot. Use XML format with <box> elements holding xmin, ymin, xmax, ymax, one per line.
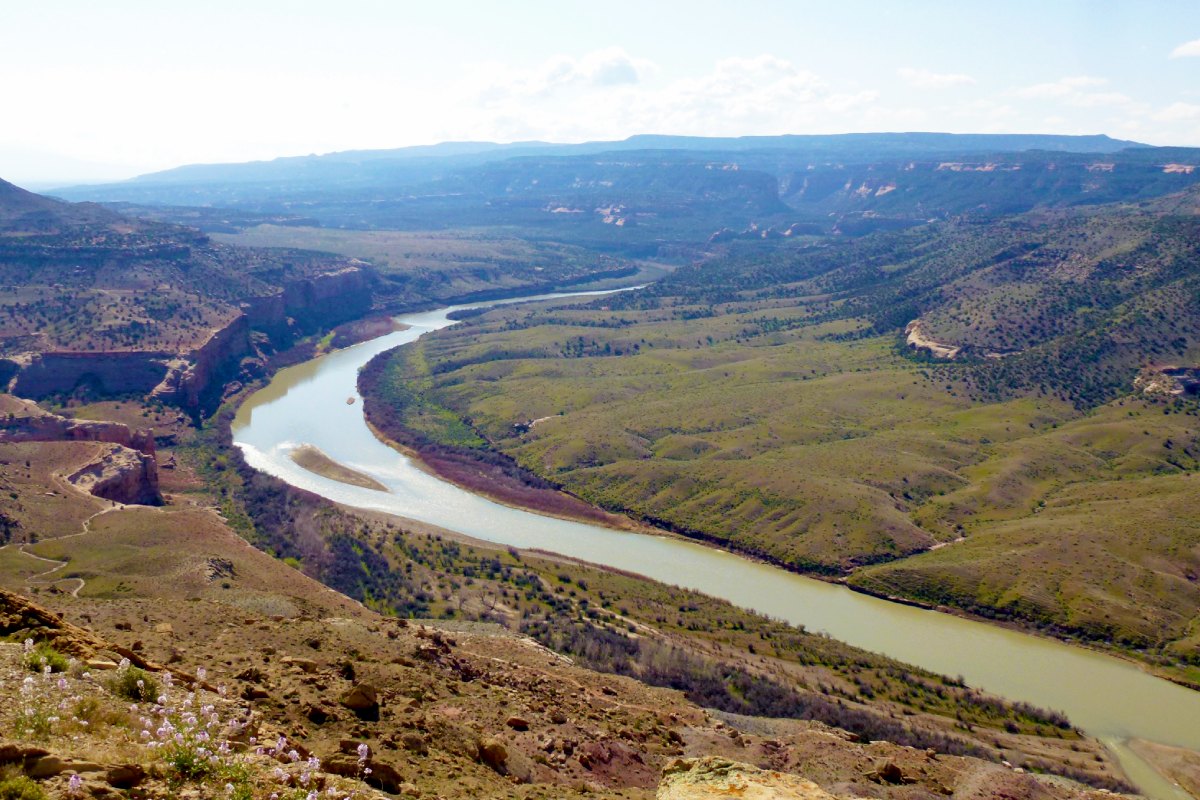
<box><xmin>48</xmin><ymin>132</ymin><xmax>1200</xmax><ymax>256</ymax></box>
<box><xmin>59</xmin><ymin>132</ymin><xmax>1148</xmax><ymax>189</ymax></box>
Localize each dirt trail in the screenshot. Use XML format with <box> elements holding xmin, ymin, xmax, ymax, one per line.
<box><xmin>11</xmin><ymin>504</ymin><xmax>123</xmax><ymax>597</ymax></box>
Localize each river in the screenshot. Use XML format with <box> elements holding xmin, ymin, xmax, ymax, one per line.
<box><xmin>232</xmin><ymin>291</ymin><xmax>1200</xmax><ymax>800</ymax></box>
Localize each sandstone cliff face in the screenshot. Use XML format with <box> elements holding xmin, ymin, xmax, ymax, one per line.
<box><xmin>150</xmin><ymin>315</ymin><xmax>252</xmax><ymax>407</ymax></box>
<box><xmin>66</xmin><ymin>443</ymin><xmax>160</xmax><ymax>505</ymax></box>
<box><xmin>284</xmin><ymin>265</ymin><xmax>373</xmax><ymax>326</ymax></box>
<box><xmin>8</xmin><ymin>265</ymin><xmax>373</xmax><ymax>410</ymax></box>
<box><xmin>0</xmin><ymin>395</ymin><xmax>155</xmax><ymax>457</ymax></box>
<box><xmin>244</xmin><ymin>264</ymin><xmax>374</xmax><ymax>335</ymax></box>
<box><xmin>0</xmin><ymin>395</ymin><xmax>161</xmax><ymax>505</ymax></box>
<box><xmin>658</xmin><ymin>758</ymin><xmax>839</xmax><ymax>800</ymax></box>
<box><xmin>10</xmin><ymin>351</ymin><xmax>177</xmax><ymax>399</ymax></box>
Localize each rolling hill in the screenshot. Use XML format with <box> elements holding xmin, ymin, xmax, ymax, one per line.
<box><xmin>356</xmin><ymin>183</ymin><xmax>1200</xmax><ymax>676</ymax></box>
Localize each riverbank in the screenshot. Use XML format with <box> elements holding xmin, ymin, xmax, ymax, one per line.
<box><xmin>363</xmin><ymin>419</ymin><xmax>647</xmax><ymax>529</ymax></box>
<box><xmin>228</xmin><ymin>290</ymin><xmax>1200</xmax><ymax>800</ymax></box>
<box><xmin>355</xmin><ymin>349</ymin><xmax>1200</xmax><ymax>693</ymax></box>
<box><xmin>186</xmin><ymin>339</ymin><xmax>1143</xmax><ymax>794</ymax></box>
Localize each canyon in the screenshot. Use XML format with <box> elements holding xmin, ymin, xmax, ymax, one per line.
<box><xmin>0</xmin><ymin>395</ymin><xmax>160</xmax><ymax>506</ymax></box>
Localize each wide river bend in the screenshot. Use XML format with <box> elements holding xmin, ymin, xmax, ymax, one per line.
<box><xmin>232</xmin><ymin>291</ymin><xmax>1200</xmax><ymax>800</ymax></box>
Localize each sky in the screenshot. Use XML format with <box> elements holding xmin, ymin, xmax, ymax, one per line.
<box><xmin>3</xmin><ymin>0</ymin><xmax>1200</xmax><ymax>186</ymax></box>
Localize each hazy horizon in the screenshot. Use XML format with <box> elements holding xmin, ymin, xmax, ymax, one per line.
<box><xmin>5</xmin><ymin>0</ymin><xmax>1200</xmax><ymax>185</ymax></box>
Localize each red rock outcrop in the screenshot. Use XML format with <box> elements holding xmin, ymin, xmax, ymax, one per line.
<box><xmin>0</xmin><ymin>395</ymin><xmax>155</xmax><ymax>457</ymax></box>
<box><xmin>150</xmin><ymin>315</ymin><xmax>252</xmax><ymax>407</ymax></box>
<box><xmin>66</xmin><ymin>443</ymin><xmax>160</xmax><ymax>505</ymax></box>
<box><xmin>0</xmin><ymin>396</ymin><xmax>161</xmax><ymax>505</ymax></box>
<box><xmin>6</xmin><ymin>265</ymin><xmax>372</xmax><ymax>410</ymax></box>
<box><xmin>10</xmin><ymin>351</ymin><xmax>177</xmax><ymax>399</ymax></box>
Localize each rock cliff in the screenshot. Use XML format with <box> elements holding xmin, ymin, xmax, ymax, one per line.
<box><xmin>658</xmin><ymin>758</ymin><xmax>839</xmax><ymax>800</ymax></box>
<box><xmin>0</xmin><ymin>395</ymin><xmax>161</xmax><ymax>505</ymax></box>
<box><xmin>10</xmin><ymin>350</ymin><xmax>178</xmax><ymax>399</ymax></box>
<box><xmin>7</xmin><ymin>264</ymin><xmax>373</xmax><ymax>411</ymax></box>
<box><xmin>66</xmin><ymin>443</ymin><xmax>160</xmax><ymax>505</ymax></box>
<box><xmin>150</xmin><ymin>316</ymin><xmax>252</xmax><ymax>407</ymax></box>
<box><xmin>0</xmin><ymin>395</ymin><xmax>155</xmax><ymax>457</ymax></box>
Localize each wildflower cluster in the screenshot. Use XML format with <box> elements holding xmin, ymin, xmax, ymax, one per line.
<box><xmin>12</xmin><ymin>640</ymin><xmax>96</xmax><ymax>740</ymax></box>
<box><xmin>250</xmin><ymin>736</ymin><xmax>370</xmax><ymax>800</ymax></box>
<box><xmin>105</xmin><ymin>659</ymin><xmax>160</xmax><ymax>703</ymax></box>
<box><xmin>4</xmin><ymin>649</ymin><xmax>378</xmax><ymax>800</ymax></box>
<box><xmin>136</xmin><ymin>666</ymin><xmax>246</xmax><ymax>782</ymax></box>
<box><xmin>20</xmin><ymin>639</ymin><xmax>69</xmax><ymax>673</ymax></box>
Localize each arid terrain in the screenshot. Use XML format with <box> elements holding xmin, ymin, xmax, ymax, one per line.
<box><xmin>1</xmin><ymin>382</ymin><xmax>1140</xmax><ymax>798</ymax></box>
<box><xmin>4</xmin><ymin>129</ymin><xmax>1200</xmax><ymax>799</ymax></box>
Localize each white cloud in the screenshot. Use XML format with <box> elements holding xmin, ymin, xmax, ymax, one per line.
<box><xmin>898</xmin><ymin>67</ymin><xmax>975</xmax><ymax>89</ymax></box>
<box><xmin>1013</xmin><ymin>76</ymin><xmax>1106</xmax><ymax>99</ymax></box>
<box><xmin>1170</xmin><ymin>38</ymin><xmax>1200</xmax><ymax>58</ymax></box>
<box><xmin>8</xmin><ymin>46</ymin><xmax>1200</xmax><ymax>183</ymax></box>
<box><xmin>455</xmin><ymin>53</ymin><xmax>886</xmax><ymax>143</ymax></box>
<box><xmin>469</xmin><ymin>47</ymin><xmax>656</xmax><ymax>107</ymax></box>
<box><xmin>1155</xmin><ymin>102</ymin><xmax>1200</xmax><ymax>121</ymax></box>
<box><xmin>1011</xmin><ymin>76</ymin><xmax>1134</xmax><ymax>109</ymax></box>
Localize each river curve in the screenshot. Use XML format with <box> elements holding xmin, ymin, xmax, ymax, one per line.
<box><xmin>232</xmin><ymin>290</ymin><xmax>1200</xmax><ymax>800</ymax></box>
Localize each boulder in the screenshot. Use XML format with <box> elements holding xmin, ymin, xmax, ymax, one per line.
<box><xmin>340</xmin><ymin>681</ymin><xmax>379</xmax><ymax>711</ymax></box>
<box><xmin>105</xmin><ymin>764</ymin><xmax>146</xmax><ymax>788</ymax></box>
<box><xmin>282</xmin><ymin>656</ymin><xmax>319</xmax><ymax>673</ymax></box>
<box><xmin>479</xmin><ymin>738</ymin><xmax>508</xmax><ymax>772</ymax></box>
<box><xmin>324</xmin><ymin>753</ymin><xmax>403</xmax><ymax>793</ymax></box>
<box><xmin>872</xmin><ymin>758</ymin><xmax>906</xmax><ymax>784</ymax></box>
<box><xmin>658</xmin><ymin>757</ymin><xmax>838</xmax><ymax>800</ymax></box>
<box><xmin>400</xmin><ymin>732</ymin><xmax>427</xmax><ymax>755</ymax></box>
<box><xmin>304</xmin><ymin>702</ymin><xmax>336</xmax><ymax>725</ymax></box>
<box><xmin>27</xmin><ymin>755</ymin><xmax>104</xmax><ymax>778</ymax></box>
<box><xmin>0</xmin><ymin>742</ymin><xmax>49</xmax><ymax>765</ymax></box>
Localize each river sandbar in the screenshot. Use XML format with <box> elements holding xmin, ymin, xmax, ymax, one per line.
<box><xmin>290</xmin><ymin>444</ymin><xmax>390</xmax><ymax>492</ymax></box>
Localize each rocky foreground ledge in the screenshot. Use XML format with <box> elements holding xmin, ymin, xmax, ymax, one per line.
<box><xmin>659</xmin><ymin>757</ymin><xmax>838</xmax><ymax>799</ymax></box>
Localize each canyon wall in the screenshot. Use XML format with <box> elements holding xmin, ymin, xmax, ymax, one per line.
<box><xmin>150</xmin><ymin>315</ymin><xmax>252</xmax><ymax>407</ymax></box>
<box><xmin>1</xmin><ymin>395</ymin><xmax>161</xmax><ymax>505</ymax></box>
<box><xmin>11</xmin><ymin>350</ymin><xmax>177</xmax><ymax>399</ymax></box>
<box><xmin>7</xmin><ymin>265</ymin><xmax>373</xmax><ymax>411</ymax></box>
<box><xmin>65</xmin><ymin>443</ymin><xmax>160</xmax><ymax>505</ymax></box>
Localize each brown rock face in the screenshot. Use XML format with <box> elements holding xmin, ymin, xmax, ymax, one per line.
<box><xmin>10</xmin><ymin>351</ymin><xmax>178</xmax><ymax>399</ymax></box>
<box><xmin>1</xmin><ymin>395</ymin><xmax>155</xmax><ymax>457</ymax></box>
<box><xmin>8</xmin><ymin>265</ymin><xmax>371</xmax><ymax>410</ymax></box>
<box><xmin>0</xmin><ymin>588</ymin><xmax>112</xmax><ymax>660</ymax></box>
<box><xmin>67</xmin><ymin>444</ymin><xmax>160</xmax><ymax>505</ymax></box>
<box><xmin>1</xmin><ymin>396</ymin><xmax>161</xmax><ymax>505</ymax></box>
<box><xmin>150</xmin><ymin>315</ymin><xmax>251</xmax><ymax>407</ymax></box>
<box><xmin>657</xmin><ymin>757</ymin><xmax>841</xmax><ymax>800</ymax></box>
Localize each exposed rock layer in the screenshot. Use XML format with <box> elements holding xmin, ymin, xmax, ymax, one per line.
<box><xmin>0</xmin><ymin>395</ymin><xmax>161</xmax><ymax>504</ymax></box>
<box><xmin>6</xmin><ymin>265</ymin><xmax>372</xmax><ymax>409</ymax></box>
<box><xmin>657</xmin><ymin>757</ymin><xmax>839</xmax><ymax>800</ymax></box>
<box><xmin>66</xmin><ymin>444</ymin><xmax>160</xmax><ymax>505</ymax></box>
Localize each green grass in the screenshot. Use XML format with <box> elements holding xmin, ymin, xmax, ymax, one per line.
<box><xmin>0</xmin><ymin>774</ymin><xmax>46</xmax><ymax>800</ymax></box>
<box><xmin>361</xmin><ymin>284</ymin><xmax>1200</xmax><ymax>668</ymax></box>
<box><xmin>22</xmin><ymin>641</ymin><xmax>68</xmax><ymax>673</ymax></box>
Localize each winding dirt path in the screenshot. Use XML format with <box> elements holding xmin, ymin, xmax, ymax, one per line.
<box><xmin>8</xmin><ymin>505</ymin><xmax>123</xmax><ymax>597</ymax></box>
